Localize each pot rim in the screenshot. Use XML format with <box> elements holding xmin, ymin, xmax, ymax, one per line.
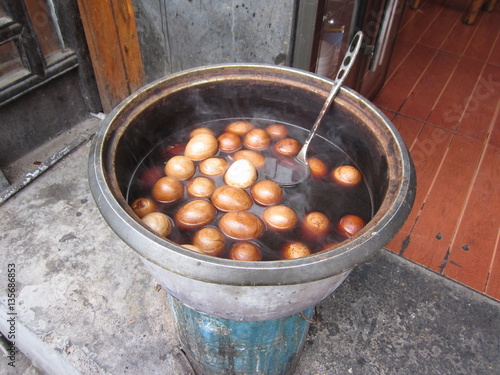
<box><xmin>88</xmin><ymin>63</ymin><xmax>416</xmax><ymax>286</ymax></box>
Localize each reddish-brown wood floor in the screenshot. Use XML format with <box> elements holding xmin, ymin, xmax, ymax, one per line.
<box><xmin>373</xmin><ymin>0</ymin><xmax>500</xmax><ymax>300</ymax></box>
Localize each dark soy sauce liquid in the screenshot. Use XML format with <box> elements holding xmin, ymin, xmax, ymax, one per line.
<box><xmin>127</xmin><ymin>118</ymin><xmax>374</xmax><ymax>261</ymax></box>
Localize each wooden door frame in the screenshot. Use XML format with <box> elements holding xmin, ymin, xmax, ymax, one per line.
<box><xmin>77</xmin><ymin>0</ymin><xmax>144</xmax><ymax>112</ymax></box>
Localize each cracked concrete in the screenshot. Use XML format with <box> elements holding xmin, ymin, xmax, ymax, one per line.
<box><xmin>0</xmin><ymin>141</ymin><xmax>182</xmax><ymax>374</ymax></box>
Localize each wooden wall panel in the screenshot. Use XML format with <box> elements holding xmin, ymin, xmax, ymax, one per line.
<box><xmin>77</xmin><ymin>0</ymin><xmax>144</xmax><ymax>112</ymax></box>
<box><xmin>110</xmin><ymin>0</ymin><xmax>144</xmax><ymax>94</ymax></box>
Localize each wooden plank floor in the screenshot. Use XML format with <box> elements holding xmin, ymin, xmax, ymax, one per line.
<box><xmin>373</xmin><ymin>0</ymin><xmax>500</xmax><ymax>300</ymax></box>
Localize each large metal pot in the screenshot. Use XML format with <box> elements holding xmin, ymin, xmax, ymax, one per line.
<box><xmin>88</xmin><ymin>64</ymin><xmax>415</xmax><ymax>321</ymax></box>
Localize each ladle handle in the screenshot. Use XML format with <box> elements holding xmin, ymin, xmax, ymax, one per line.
<box><xmin>296</xmin><ymin>31</ymin><xmax>364</xmax><ymax>162</ymax></box>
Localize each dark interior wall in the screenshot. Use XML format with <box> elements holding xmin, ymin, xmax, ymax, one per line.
<box><xmin>0</xmin><ymin>0</ymin><xmax>99</xmax><ymax>168</ymax></box>
<box><xmin>132</xmin><ymin>0</ymin><xmax>297</xmax><ymax>83</ymax></box>
<box><xmin>0</xmin><ymin>71</ymin><xmax>90</xmax><ymax>166</ymax></box>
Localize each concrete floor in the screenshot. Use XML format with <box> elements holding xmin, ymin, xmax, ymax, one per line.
<box><xmin>0</xmin><ymin>121</ymin><xmax>499</xmax><ymax>374</ymax></box>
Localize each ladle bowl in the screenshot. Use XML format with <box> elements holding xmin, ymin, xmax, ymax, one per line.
<box><xmin>265</xmin><ymin>31</ymin><xmax>364</xmax><ymax>187</ymax></box>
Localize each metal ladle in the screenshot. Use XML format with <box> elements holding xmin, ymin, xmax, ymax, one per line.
<box><xmin>266</xmin><ymin>31</ymin><xmax>364</xmax><ymax>187</ymax></box>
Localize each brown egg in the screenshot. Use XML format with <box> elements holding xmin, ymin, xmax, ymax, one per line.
<box><xmin>337</xmin><ymin>214</ymin><xmax>366</xmax><ymax>237</ymax></box>
<box><xmin>199</xmin><ymin>157</ymin><xmax>228</xmax><ymax>176</ymax></box>
<box><xmin>184</xmin><ymin>133</ymin><xmax>218</xmax><ymax>161</ymax></box>
<box><xmin>265</xmin><ymin>123</ymin><xmax>288</xmax><ymax>139</ymax></box>
<box><xmin>164</xmin><ymin>155</ymin><xmax>195</xmax><ymax>180</ymax></box>
<box><xmin>274</xmin><ymin>138</ymin><xmax>301</xmax><ymax>157</ymax></box>
<box><xmin>175</xmin><ymin>200</ymin><xmax>217</xmax><ymax>230</ymax></box>
<box><xmin>217</xmin><ymin>132</ymin><xmax>242</xmax><ymax>152</ymax></box>
<box><xmin>190</xmin><ymin>127</ymin><xmax>215</xmax><ymax>138</ymax></box>
<box><xmin>181</xmin><ymin>244</ymin><xmax>204</xmax><ymax>253</ymax></box>
<box><xmin>229</xmin><ymin>242</ymin><xmax>262</xmax><ymax>261</ymax></box>
<box><xmin>152</xmin><ymin>176</ymin><xmax>184</xmax><ymax>203</ymax></box>
<box><xmin>211</xmin><ymin>185</ymin><xmax>253</xmax><ymax>212</ymax></box>
<box><xmin>233</xmin><ymin>150</ymin><xmax>266</xmax><ymax>168</ymax></box>
<box><xmin>301</xmin><ymin>212</ymin><xmax>330</xmax><ymax>237</ymax></box>
<box><xmin>282</xmin><ymin>242</ymin><xmax>311</xmax><ymax>259</ymax></box>
<box><xmin>308</xmin><ymin>158</ymin><xmax>328</xmax><ymax>179</ymax></box>
<box><xmin>243</xmin><ymin>128</ymin><xmax>271</xmax><ymax>150</ymax></box>
<box><xmin>131</xmin><ymin>197</ymin><xmax>157</xmax><ymax>218</ymax></box>
<box><xmin>250</xmin><ymin>180</ymin><xmax>283</xmax><ymax>206</ymax></box>
<box><xmin>332</xmin><ymin>165</ymin><xmax>362</xmax><ymax>186</ymax></box>
<box><xmin>225</xmin><ymin>120</ymin><xmax>254</xmax><ymax>136</ymax></box>
<box><xmin>139</xmin><ymin>166</ymin><xmax>164</xmax><ymax>189</ymax></box>
<box><xmin>262</xmin><ymin>205</ymin><xmax>298</xmax><ymax>231</ymax></box>
<box><xmin>224</xmin><ymin>159</ymin><xmax>257</xmax><ymax>189</ymax></box>
<box><xmin>219</xmin><ymin>211</ymin><xmax>265</xmax><ymax>240</ymax></box>
<box><xmin>186</xmin><ymin>177</ymin><xmax>216</xmax><ymax>198</ymax></box>
<box><xmin>142</xmin><ymin>212</ymin><xmax>172</xmax><ymax>237</ymax></box>
<box><xmin>192</xmin><ymin>227</ymin><xmax>225</xmax><ymax>256</ymax></box>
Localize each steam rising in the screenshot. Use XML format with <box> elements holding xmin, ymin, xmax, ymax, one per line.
<box><xmin>117</xmin><ymin>79</ymin><xmax>373</xmax><ymax>260</ymax></box>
